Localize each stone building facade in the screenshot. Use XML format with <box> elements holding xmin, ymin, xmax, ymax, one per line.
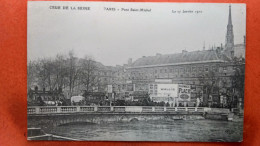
<box><xmin>121</xmin><ymin>5</ymin><xmax>245</xmax><ymax>107</ymax></box>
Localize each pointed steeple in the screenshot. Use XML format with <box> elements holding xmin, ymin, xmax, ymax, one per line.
<box><xmin>225</xmin><ymin>4</ymin><xmax>234</xmax><ymax>57</ymax></box>
<box><xmin>228</xmin><ymin>5</ymin><xmax>232</xmax><ymax>26</ymax></box>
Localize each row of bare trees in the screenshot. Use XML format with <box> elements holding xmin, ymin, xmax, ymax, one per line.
<box><xmin>198</xmin><ymin>57</ymin><xmax>245</xmax><ymax>108</ymax></box>
<box><xmin>27</xmin><ymin>51</ymin><xmax>101</xmax><ymax>97</ymax></box>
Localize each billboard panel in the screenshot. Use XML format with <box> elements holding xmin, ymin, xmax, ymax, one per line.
<box><xmin>107</xmin><ymin>85</ymin><xmax>112</xmax><ymax>93</ymax></box>
<box><xmin>178</xmin><ymin>84</ymin><xmax>191</xmax><ymax>102</ymax></box>
<box><xmin>157</xmin><ymin>84</ymin><xmax>178</xmax><ymax>97</ymax></box>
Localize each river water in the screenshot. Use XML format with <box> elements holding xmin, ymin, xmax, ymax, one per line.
<box><xmin>48</xmin><ymin>119</ymin><xmax>243</xmax><ymax>142</ymax></box>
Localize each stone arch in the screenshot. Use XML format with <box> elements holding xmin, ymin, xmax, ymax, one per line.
<box><xmin>119</xmin><ymin>115</ymin><xmax>127</xmax><ymax>122</ymax></box>
<box><xmin>129</xmin><ymin>117</ymin><xmax>139</xmax><ymax>122</ymax></box>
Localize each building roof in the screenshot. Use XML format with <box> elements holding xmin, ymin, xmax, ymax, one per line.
<box><xmin>130</xmin><ymin>50</ymin><xmax>228</xmax><ymax>68</ymax></box>
<box><xmin>234</xmin><ymin>44</ymin><xmax>246</xmax><ymax>58</ymax></box>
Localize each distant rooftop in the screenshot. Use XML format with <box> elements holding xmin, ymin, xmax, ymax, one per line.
<box><xmin>130</xmin><ymin>49</ymin><xmax>229</xmax><ymax>68</ymax></box>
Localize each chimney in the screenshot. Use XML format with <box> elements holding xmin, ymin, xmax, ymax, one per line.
<box><xmin>156</xmin><ymin>53</ymin><xmax>162</xmax><ymax>56</ymax></box>
<box><xmin>34</xmin><ymin>86</ymin><xmax>38</xmax><ymax>92</ymax></box>
<box><xmin>244</xmin><ymin>35</ymin><xmax>246</xmax><ymax>46</ymax></box>
<box><xmin>128</xmin><ymin>58</ymin><xmax>132</xmax><ymax>65</ymax></box>
<box><xmin>216</xmin><ymin>47</ymin><xmax>221</xmax><ymax>54</ymax></box>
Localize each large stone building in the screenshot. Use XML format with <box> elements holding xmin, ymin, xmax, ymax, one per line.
<box><xmin>28</xmin><ymin>5</ymin><xmax>245</xmax><ymax>107</ymax></box>
<box><xmin>80</xmin><ymin>5</ymin><xmax>245</xmax><ymax>107</ymax></box>
<box><xmin>122</xmin><ymin>5</ymin><xmax>245</xmax><ymax>107</ymax></box>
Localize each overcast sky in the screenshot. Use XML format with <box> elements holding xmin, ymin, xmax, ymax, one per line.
<box><xmin>28</xmin><ymin>2</ymin><xmax>246</xmax><ymax>66</ymax></box>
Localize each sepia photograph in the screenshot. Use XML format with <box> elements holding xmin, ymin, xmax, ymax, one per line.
<box><xmin>27</xmin><ymin>2</ymin><xmax>246</xmax><ymax>142</ymax></box>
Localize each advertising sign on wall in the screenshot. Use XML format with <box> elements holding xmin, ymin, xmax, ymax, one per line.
<box><xmin>107</xmin><ymin>85</ymin><xmax>112</xmax><ymax>93</ymax></box>
<box><xmin>157</xmin><ymin>84</ymin><xmax>178</xmax><ymax>97</ymax></box>
<box><xmin>126</xmin><ymin>84</ymin><xmax>135</xmax><ymax>91</ymax></box>
<box><xmin>178</xmin><ymin>84</ymin><xmax>191</xmax><ymax>102</ymax></box>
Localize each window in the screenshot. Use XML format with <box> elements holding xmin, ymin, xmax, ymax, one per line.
<box><xmin>180</xmin><ymin>67</ymin><xmax>184</xmax><ymax>73</ymax></box>
<box><xmin>186</xmin><ymin>67</ymin><xmax>190</xmax><ymax>72</ymax></box>
<box><xmin>212</xmin><ymin>66</ymin><xmax>217</xmax><ymax>72</ymax></box>
<box><xmin>204</xmin><ymin>66</ymin><xmax>209</xmax><ymax>72</ymax></box>
<box><xmin>192</xmin><ymin>67</ymin><xmax>197</xmax><ymax>72</ymax></box>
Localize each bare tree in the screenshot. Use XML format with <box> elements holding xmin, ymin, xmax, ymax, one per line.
<box><xmin>230</xmin><ymin>58</ymin><xmax>245</xmax><ymax>108</ymax></box>
<box><xmin>79</xmin><ymin>56</ymin><xmax>100</xmax><ymax>92</ymax></box>
<box><xmin>33</xmin><ymin>58</ymin><xmax>56</xmax><ymax>90</ymax></box>
<box><xmin>27</xmin><ymin>61</ymin><xmax>38</xmax><ymax>89</ymax></box>
<box><xmin>198</xmin><ymin>71</ymin><xmax>219</xmax><ymax>107</ymax></box>
<box><xmin>66</xmin><ymin>51</ymin><xmax>81</xmax><ymax>97</ymax></box>
<box><xmin>53</xmin><ymin>54</ymin><xmax>68</xmax><ymax>90</ymax></box>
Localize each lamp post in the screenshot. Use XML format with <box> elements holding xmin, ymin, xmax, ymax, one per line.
<box><xmin>168</xmin><ymin>94</ymin><xmax>170</xmax><ymax>107</ymax></box>
<box><xmin>112</xmin><ymin>82</ymin><xmax>117</xmax><ymax>106</ymax></box>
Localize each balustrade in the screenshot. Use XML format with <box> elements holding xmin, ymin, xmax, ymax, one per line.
<box><xmin>176</xmin><ymin>107</ymin><xmax>186</xmax><ymax>111</ymax></box>
<box><xmin>97</xmin><ymin>107</ymin><xmax>111</xmax><ymax>112</ymax></box>
<box><xmin>61</xmin><ymin>107</ymin><xmax>76</xmax><ymax>112</ymax></box>
<box><xmin>40</xmin><ymin>107</ymin><xmax>57</xmax><ymax>113</ymax></box>
<box><xmin>27</xmin><ymin>106</ymin><xmax>207</xmax><ymax>114</ymax></box>
<box><xmin>125</xmin><ymin>106</ymin><xmax>142</xmax><ymax>112</ymax></box>
<box><xmin>114</xmin><ymin>107</ymin><xmax>126</xmax><ymax>112</ymax></box>
<box><xmin>187</xmin><ymin>107</ymin><xmax>196</xmax><ymax>112</ymax></box>
<box><xmin>154</xmin><ymin>107</ymin><xmax>164</xmax><ymax>112</ymax></box>
<box><xmin>28</xmin><ymin>108</ymin><xmax>36</xmax><ymax>114</ymax></box>
<box><xmin>166</xmin><ymin>107</ymin><xmax>175</xmax><ymax>112</ymax></box>
<box><xmin>196</xmin><ymin>107</ymin><xmax>205</xmax><ymax>112</ymax></box>
<box><xmin>80</xmin><ymin>107</ymin><xmax>95</xmax><ymax>112</ymax></box>
<box><xmin>142</xmin><ymin>107</ymin><xmax>153</xmax><ymax>112</ymax></box>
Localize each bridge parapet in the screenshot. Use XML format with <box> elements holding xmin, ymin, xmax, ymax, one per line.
<box><xmin>27</xmin><ymin>106</ymin><xmax>206</xmax><ymax>115</ymax></box>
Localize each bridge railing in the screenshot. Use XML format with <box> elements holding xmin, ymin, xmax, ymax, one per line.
<box><xmin>27</xmin><ymin>106</ymin><xmax>207</xmax><ymax>114</ymax></box>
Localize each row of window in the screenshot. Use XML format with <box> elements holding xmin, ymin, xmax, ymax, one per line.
<box><xmin>130</xmin><ymin>65</ymin><xmax>234</xmax><ymax>76</ymax></box>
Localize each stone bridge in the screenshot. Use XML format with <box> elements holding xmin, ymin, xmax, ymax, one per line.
<box><xmin>27</xmin><ymin>106</ymin><xmax>230</xmax><ymax>128</ymax></box>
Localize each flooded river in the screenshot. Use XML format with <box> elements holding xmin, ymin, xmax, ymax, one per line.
<box><xmin>48</xmin><ymin>119</ymin><xmax>243</xmax><ymax>142</ymax></box>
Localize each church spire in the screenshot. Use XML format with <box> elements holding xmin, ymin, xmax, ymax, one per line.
<box><xmin>228</xmin><ymin>5</ymin><xmax>232</xmax><ymax>26</ymax></box>
<box><xmin>225</xmin><ymin>4</ymin><xmax>234</xmax><ymax>57</ymax></box>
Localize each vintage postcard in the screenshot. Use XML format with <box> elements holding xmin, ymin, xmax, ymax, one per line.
<box><xmin>27</xmin><ymin>1</ymin><xmax>246</xmax><ymax>142</ymax></box>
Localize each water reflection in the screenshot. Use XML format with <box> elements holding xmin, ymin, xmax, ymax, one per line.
<box><xmin>50</xmin><ymin>119</ymin><xmax>243</xmax><ymax>142</ymax></box>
